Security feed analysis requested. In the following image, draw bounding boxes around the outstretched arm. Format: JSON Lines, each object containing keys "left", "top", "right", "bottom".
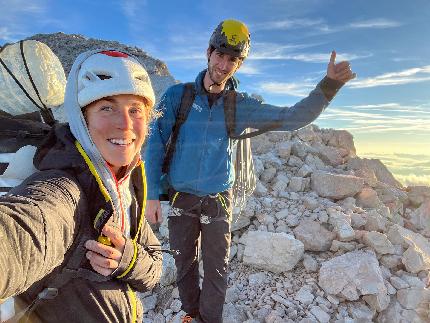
{"left": 235, "top": 51, "right": 356, "bottom": 134}
{"left": 0, "top": 171, "right": 80, "bottom": 299}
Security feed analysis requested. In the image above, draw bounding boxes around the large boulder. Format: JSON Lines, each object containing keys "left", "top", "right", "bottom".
{"left": 311, "top": 171, "right": 364, "bottom": 199}
{"left": 242, "top": 231, "right": 304, "bottom": 273}
{"left": 318, "top": 250, "right": 388, "bottom": 309}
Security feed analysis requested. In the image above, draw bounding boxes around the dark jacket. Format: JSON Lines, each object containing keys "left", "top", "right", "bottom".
{"left": 0, "top": 124, "right": 163, "bottom": 322}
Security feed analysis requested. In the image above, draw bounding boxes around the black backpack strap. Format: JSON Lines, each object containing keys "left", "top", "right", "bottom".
{"left": 19, "top": 41, "right": 56, "bottom": 126}
{"left": 162, "top": 83, "right": 196, "bottom": 174}
{"left": 0, "top": 41, "right": 56, "bottom": 126}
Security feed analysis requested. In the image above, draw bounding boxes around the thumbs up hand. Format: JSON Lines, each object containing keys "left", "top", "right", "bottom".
{"left": 326, "top": 50, "right": 356, "bottom": 83}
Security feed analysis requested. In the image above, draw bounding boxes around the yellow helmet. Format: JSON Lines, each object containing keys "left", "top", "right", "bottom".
{"left": 209, "top": 19, "right": 250, "bottom": 58}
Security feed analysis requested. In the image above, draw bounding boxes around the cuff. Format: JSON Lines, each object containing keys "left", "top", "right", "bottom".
{"left": 112, "top": 238, "right": 136, "bottom": 279}
{"left": 318, "top": 76, "right": 344, "bottom": 101}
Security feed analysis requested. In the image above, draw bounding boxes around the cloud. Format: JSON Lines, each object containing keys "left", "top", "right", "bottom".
{"left": 249, "top": 41, "right": 371, "bottom": 62}
{"left": 348, "top": 65, "right": 430, "bottom": 88}
{"left": 236, "top": 63, "right": 261, "bottom": 75}
{"left": 252, "top": 17, "right": 402, "bottom": 35}
{"left": 258, "top": 80, "right": 315, "bottom": 97}
{"left": 396, "top": 174, "right": 430, "bottom": 187}
{"left": 349, "top": 18, "right": 402, "bottom": 29}
{"left": 251, "top": 18, "right": 325, "bottom": 31}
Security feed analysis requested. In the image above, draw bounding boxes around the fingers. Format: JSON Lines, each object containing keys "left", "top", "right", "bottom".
{"left": 86, "top": 249, "right": 119, "bottom": 276}
{"left": 85, "top": 240, "right": 122, "bottom": 262}
{"left": 329, "top": 50, "right": 336, "bottom": 65}
{"left": 102, "top": 225, "right": 125, "bottom": 251}
{"left": 145, "top": 200, "right": 163, "bottom": 224}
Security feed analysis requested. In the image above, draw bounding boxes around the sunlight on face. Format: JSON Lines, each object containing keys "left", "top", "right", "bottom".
{"left": 84, "top": 94, "right": 150, "bottom": 176}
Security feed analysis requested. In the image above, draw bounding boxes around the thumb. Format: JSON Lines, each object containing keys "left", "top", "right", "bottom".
{"left": 329, "top": 50, "right": 336, "bottom": 65}
{"left": 102, "top": 225, "right": 125, "bottom": 247}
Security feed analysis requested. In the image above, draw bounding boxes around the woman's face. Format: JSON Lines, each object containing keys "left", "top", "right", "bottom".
{"left": 84, "top": 94, "right": 149, "bottom": 176}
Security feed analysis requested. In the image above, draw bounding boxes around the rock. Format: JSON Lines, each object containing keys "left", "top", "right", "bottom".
{"left": 407, "top": 186, "right": 430, "bottom": 207}
{"left": 295, "top": 286, "right": 315, "bottom": 305}
{"left": 318, "top": 250, "right": 387, "bottom": 301}
{"left": 225, "top": 286, "right": 240, "bottom": 304}
{"left": 288, "top": 176, "right": 306, "bottom": 192}
{"left": 159, "top": 253, "right": 176, "bottom": 287}
{"left": 328, "top": 208, "right": 355, "bottom": 241}
{"left": 409, "top": 200, "right": 430, "bottom": 231}
{"left": 362, "top": 231, "right": 395, "bottom": 255}
{"left": 231, "top": 215, "right": 251, "bottom": 232}
{"left": 222, "top": 303, "right": 247, "bottom": 323}
{"left": 396, "top": 287, "right": 430, "bottom": 309}
{"left": 389, "top": 276, "right": 409, "bottom": 289}
{"left": 363, "top": 158, "right": 403, "bottom": 189}
{"left": 387, "top": 225, "right": 430, "bottom": 273}
{"left": 288, "top": 155, "right": 304, "bottom": 168}
{"left": 364, "top": 209, "right": 387, "bottom": 232}
{"left": 312, "top": 142, "right": 344, "bottom": 166}
{"left": 293, "top": 219, "right": 336, "bottom": 251}
{"left": 255, "top": 181, "right": 269, "bottom": 196}
{"left": 311, "top": 171, "right": 364, "bottom": 200}
{"left": 298, "top": 164, "right": 313, "bottom": 177}
{"left": 380, "top": 255, "right": 402, "bottom": 269}
{"left": 242, "top": 231, "right": 304, "bottom": 273}
{"left": 348, "top": 301, "right": 375, "bottom": 321}
{"left": 248, "top": 272, "right": 267, "bottom": 286}
{"left": 142, "top": 294, "right": 157, "bottom": 313}
{"left": 350, "top": 213, "right": 367, "bottom": 229}
{"left": 303, "top": 254, "right": 319, "bottom": 272}
{"left": 277, "top": 142, "right": 293, "bottom": 159}
{"left": 375, "top": 299, "right": 404, "bottom": 323}
{"left": 309, "top": 305, "right": 331, "bottom": 323}
{"left": 355, "top": 187, "right": 382, "bottom": 208}
{"left": 363, "top": 292, "right": 391, "bottom": 312}
{"left": 303, "top": 196, "right": 319, "bottom": 210}
{"left": 261, "top": 167, "right": 277, "bottom": 183}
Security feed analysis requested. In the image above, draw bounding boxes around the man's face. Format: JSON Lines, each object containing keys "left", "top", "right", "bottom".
{"left": 207, "top": 49, "right": 242, "bottom": 84}
{"left": 84, "top": 94, "right": 149, "bottom": 176}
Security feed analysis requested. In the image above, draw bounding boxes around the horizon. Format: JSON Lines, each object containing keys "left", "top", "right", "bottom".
{"left": 1, "top": 0, "right": 429, "bottom": 187}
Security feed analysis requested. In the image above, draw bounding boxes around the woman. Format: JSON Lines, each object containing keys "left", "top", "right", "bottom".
{"left": 0, "top": 49, "right": 162, "bottom": 322}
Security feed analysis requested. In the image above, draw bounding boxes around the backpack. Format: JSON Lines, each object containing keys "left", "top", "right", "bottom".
{"left": 161, "top": 83, "right": 282, "bottom": 211}
{"left": 0, "top": 40, "right": 66, "bottom": 196}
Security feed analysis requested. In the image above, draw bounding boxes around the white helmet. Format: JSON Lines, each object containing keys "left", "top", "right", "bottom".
{"left": 77, "top": 50, "right": 155, "bottom": 108}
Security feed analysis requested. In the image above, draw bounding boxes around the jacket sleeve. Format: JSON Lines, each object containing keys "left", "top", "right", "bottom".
{"left": 0, "top": 171, "right": 81, "bottom": 299}
{"left": 144, "top": 85, "right": 182, "bottom": 200}
{"left": 112, "top": 219, "right": 163, "bottom": 292}
{"left": 234, "top": 77, "right": 344, "bottom": 135}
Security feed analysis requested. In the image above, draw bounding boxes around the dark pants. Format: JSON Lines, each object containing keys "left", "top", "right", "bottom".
{"left": 168, "top": 189, "right": 232, "bottom": 323}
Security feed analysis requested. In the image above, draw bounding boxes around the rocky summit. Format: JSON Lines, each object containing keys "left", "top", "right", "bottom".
{"left": 5, "top": 33, "right": 430, "bottom": 322}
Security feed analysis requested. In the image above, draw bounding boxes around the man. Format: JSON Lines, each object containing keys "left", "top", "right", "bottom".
{"left": 145, "top": 19, "right": 355, "bottom": 323}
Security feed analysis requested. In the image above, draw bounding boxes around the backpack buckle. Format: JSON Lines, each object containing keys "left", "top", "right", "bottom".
{"left": 38, "top": 287, "right": 58, "bottom": 300}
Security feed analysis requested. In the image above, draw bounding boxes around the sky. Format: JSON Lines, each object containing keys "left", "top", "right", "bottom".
{"left": 1, "top": 0, "right": 429, "bottom": 187}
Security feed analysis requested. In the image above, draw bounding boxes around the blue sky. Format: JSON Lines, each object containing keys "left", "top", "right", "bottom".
{"left": 1, "top": 0, "right": 429, "bottom": 186}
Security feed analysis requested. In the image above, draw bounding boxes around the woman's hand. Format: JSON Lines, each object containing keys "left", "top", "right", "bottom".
{"left": 85, "top": 225, "right": 126, "bottom": 276}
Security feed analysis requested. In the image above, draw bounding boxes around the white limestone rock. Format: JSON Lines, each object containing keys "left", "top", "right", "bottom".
{"left": 318, "top": 250, "right": 387, "bottom": 302}
{"left": 293, "top": 219, "right": 336, "bottom": 251}
{"left": 311, "top": 171, "right": 364, "bottom": 200}
{"left": 242, "top": 231, "right": 304, "bottom": 273}
{"left": 362, "top": 231, "right": 395, "bottom": 255}
{"left": 409, "top": 200, "right": 430, "bottom": 232}
{"left": 355, "top": 187, "right": 382, "bottom": 208}
{"left": 387, "top": 224, "right": 430, "bottom": 273}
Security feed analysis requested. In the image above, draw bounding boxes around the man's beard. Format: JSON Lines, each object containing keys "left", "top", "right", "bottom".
{"left": 208, "top": 64, "right": 234, "bottom": 86}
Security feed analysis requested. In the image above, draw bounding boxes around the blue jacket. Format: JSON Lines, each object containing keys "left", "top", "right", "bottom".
{"left": 145, "top": 70, "right": 339, "bottom": 199}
